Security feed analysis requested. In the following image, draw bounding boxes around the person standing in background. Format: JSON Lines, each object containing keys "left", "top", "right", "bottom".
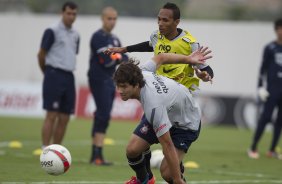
{"left": 34, "top": 1, "right": 79, "bottom": 155}
{"left": 248, "top": 18, "right": 282, "bottom": 160}
{"left": 88, "top": 6, "right": 128, "bottom": 165}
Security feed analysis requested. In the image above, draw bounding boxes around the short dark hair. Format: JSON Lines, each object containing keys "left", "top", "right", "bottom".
{"left": 62, "top": 1, "right": 78, "bottom": 12}
{"left": 274, "top": 18, "right": 282, "bottom": 30}
{"left": 113, "top": 59, "right": 145, "bottom": 88}
{"left": 162, "top": 2, "right": 180, "bottom": 20}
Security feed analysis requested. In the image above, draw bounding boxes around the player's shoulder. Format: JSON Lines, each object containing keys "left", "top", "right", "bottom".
{"left": 93, "top": 29, "right": 104, "bottom": 36}
{"left": 91, "top": 29, "right": 106, "bottom": 41}
{"left": 264, "top": 41, "right": 278, "bottom": 52}
{"left": 267, "top": 41, "right": 277, "bottom": 48}
{"left": 150, "top": 30, "right": 159, "bottom": 39}
{"left": 71, "top": 27, "right": 79, "bottom": 35}
{"left": 180, "top": 29, "right": 197, "bottom": 43}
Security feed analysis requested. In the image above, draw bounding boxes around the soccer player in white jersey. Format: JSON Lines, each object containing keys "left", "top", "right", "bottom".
{"left": 113, "top": 47, "right": 212, "bottom": 184}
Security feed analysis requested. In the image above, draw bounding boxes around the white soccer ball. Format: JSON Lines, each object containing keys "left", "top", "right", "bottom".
{"left": 40, "top": 144, "right": 72, "bottom": 175}
{"left": 150, "top": 149, "right": 164, "bottom": 169}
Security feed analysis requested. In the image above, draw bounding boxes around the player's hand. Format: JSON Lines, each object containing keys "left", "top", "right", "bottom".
{"left": 104, "top": 47, "right": 127, "bottom": 55}
{"left": 195, "top": 68, "right": 212, "bottom": 83}
{"left": 188, "top": 46, "right": 212, "bottom": 65}
{"left": 258, "top": 87, "right": 269, "bottom": 102}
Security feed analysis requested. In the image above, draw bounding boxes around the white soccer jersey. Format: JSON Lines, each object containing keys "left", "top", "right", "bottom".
{"left": 140, "top": 61, "right": 201, "bottom": 137}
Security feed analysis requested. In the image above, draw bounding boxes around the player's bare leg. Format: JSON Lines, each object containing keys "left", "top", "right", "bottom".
{"left": 42, "top": 111, "right": 58, "bottom": 146}
{"left": 53, "top": 113, "right": 69, "bottom": 144}
{"left": 125, "top": 134, "right": 152, "bottom": 183}
{"left": 126, "top": 134, "right": 150, "bottom": 157}
{"left": 160, "top": 149, "right": 186, "bottom": 183}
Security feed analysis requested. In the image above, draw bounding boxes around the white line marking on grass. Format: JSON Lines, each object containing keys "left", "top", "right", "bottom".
{"left": 3, "top": 180, "right": 282, "bottom": 184}
{"left": 0, "top": 141, "right": 9, "bottom": 147}
{"left": 189, "top": 180, "right": 282, "bottom": 184}
{"left": 214, "top": 170, "right": 265, "bottom": 178}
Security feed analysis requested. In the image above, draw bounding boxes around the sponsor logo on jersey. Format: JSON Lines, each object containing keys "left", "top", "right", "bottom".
{"left": 163, "top": 67, "right": 179, "bottom": 73}
{"left": 158, "top": 44, "right": 171, "bottom": 53}
{"left": 152, "top": 74, "right": 169, "bottom": 94}
{"left": 155, "top": 124, "right": 167, "bottom": 134}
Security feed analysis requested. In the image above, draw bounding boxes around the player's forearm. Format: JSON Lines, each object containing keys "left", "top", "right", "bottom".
{"left": 154, "top": 53, "right": 191, "bottom": 66}
{"left": 159, "top": 133, "right": 182, "bottom": 183}
{"left": 126, "top": 41, "right": 153, "bottom": 52}
{"left": 161, "top": 141, "right": 182, "bottom": 182}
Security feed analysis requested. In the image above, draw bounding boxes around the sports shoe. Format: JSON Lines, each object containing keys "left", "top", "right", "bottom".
{"left": 90, "top": 158, "right": 113, "bottom": 166}
{"left": 125, "top": 176, "right": 150, "bottom": 184}
{"left": 266, "top": 151, "right": 282, "bottom": 160}
{"left": 247, "top": 149, "right": 259, "bottom": 159}
{"left": 148, "top": 176, "right": 156, "bottom": 184}
{"left": 125, "top": 176, "right": 141, "bottom": 184}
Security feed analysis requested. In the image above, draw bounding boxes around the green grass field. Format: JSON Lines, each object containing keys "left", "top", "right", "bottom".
{"left": 0, "top": 116, "right": 282, "bottom": 184}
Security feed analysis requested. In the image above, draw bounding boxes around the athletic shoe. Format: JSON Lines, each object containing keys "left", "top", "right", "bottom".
{"left": 266, "top": 151, "right": 282, "bottom": 160}
{"left": 125, "top": 176, "right": 140, "bottom": 184}
{"left": 125, "top": 176, "right": 150, "bottom": 184}
{"left": 247, "top": 149, "right": 259, "bottom": 159}
{"left": 90, "top": 158, "right": 113, "bottom": 166}
{"left": 148, "top": 176, "right": 156, "bottom": 184}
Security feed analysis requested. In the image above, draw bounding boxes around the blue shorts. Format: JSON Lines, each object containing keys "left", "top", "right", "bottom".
{"left": 134, "top": 115, "right": 200, "bottom": 153}
{"left": 43, "top": 66, "right": 75, "bottom": 114}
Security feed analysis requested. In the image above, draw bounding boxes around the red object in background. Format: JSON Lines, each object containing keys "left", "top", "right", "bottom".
{"left": 110, "top": 53, "right": 122, "bottom": 60}
{"left": 75, "top": 86, "right": 143, "bottom": 121}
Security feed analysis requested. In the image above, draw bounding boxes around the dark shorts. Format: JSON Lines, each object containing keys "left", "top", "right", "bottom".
{"left": 43, "top": 66, "right": 75, "bottom": 114}
{"left": 134, "top": 115, "right": 201, "bottom": 153}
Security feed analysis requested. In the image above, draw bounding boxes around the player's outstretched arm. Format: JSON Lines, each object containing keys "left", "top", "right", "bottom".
{"left": 153, "top": 46, "right": 212, "bottom": 69}
{"left": 104, "top": 46, "right": 127, "bottom": 55}
{"left": 104, "top": 41, "right": 153, "bottom": 54}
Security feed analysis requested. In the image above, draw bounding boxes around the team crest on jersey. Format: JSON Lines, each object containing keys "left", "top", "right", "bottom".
{"left": 113, "top": 39, "right": 119, "bottom": 46}
{"left": 140, "top": 125, "right": 149, "bottom": 134}
{"left": 275, "top": 53, "right": 282, "bottom": 66}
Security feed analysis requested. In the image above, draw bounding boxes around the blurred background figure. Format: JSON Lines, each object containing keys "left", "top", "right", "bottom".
{"left": 248, "top": 18, "right": 282, "bottom": 160}
{"left": 33, "top": 1, "right": 80, "bottom": 155}
{"left": 87, "top": 6, "right": 128, "bottom": 166}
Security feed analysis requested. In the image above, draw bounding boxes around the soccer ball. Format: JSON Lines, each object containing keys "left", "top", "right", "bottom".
{"left": 150, "top": 149, "right": 164, "bottom": 169}
{"left": 40, "top": 144, "right": 72, "bottom": 175}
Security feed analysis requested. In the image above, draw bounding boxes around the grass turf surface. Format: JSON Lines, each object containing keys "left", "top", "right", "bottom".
{"left": 0, "top": 116, "right": 282, "bottom": 183}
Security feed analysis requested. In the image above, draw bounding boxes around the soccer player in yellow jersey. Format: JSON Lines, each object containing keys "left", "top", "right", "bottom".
{"left": 105, "top": 3, "right": 213, "bottom": 184}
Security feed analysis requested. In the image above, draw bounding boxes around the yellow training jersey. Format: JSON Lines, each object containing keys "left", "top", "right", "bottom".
{"left": 150, "top": 29, "right": 199, "bottom": 90}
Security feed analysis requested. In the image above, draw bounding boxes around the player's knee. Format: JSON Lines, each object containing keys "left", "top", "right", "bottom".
{"left": 45, "top": 111, "right": 58, "bottom": 122}
{"left": 126, "top": 143, "right": 140, "bottom": 158}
